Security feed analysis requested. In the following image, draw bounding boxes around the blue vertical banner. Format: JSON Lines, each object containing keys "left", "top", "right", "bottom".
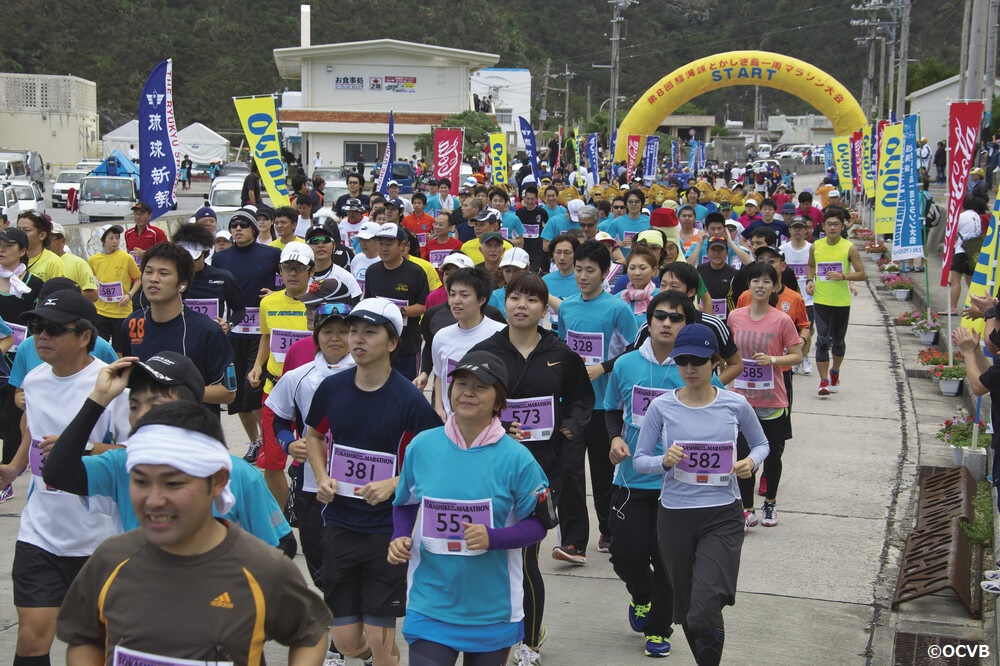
{"left": 643, "top": 136, "right": 660, "bottom": 180}
{"left": 698, "top": 141, "right": 706, "bottom": 171}
{"left": 892, "top": 114, "right": 924, "bottom": 260}
{"left": 517, "top": 117, "right": 539, "bottom": 182}
{"left": 671, "top": 141, "right": 678, "bottom": 167}
{"left": 138, "top": 59, "right": 179, "bottom": 220}
{"left": 610, "top": 129, "right": 618, "bottom": 166}
{"left": 585, "top": 133, "right": 599, "bottom": 184}
{"left": 688, "top": 141, "right": 698, "bottom": 171}
{"left": 375, "top": 110, "right": 395, "bottom": 194}
{"left": 823, "top": 143, "right": 834, "bottom": 169}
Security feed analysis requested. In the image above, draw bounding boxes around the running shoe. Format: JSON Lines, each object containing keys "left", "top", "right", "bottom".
{"left": 644, "top": 636, "right": 671, "bottom": 657}
{"left": 363, "top": 659, "right": 373, "bottom": 666}
{"left": 323, "top": 652, "right": 345, "bottom": 666}
{"left": 513, "top": 643, "right": 542, "bottom": 665}
{"left": 761, "top": 501, "right": 778, "bottom": 527}
{"left": 982, "top": 580, "right": 1000, "bottom": 595}
{"left": 551, "top": 545, "right": 587, "bottom": 565}
{"left": 818, "top": 379, "right": 830, "bottom": 396}
{"left": 744, "top": 509, "right": 758, "bottom": 532}
{"left": 597, "top": 534, "right": 612, "bottom": 553}
{"left": 829, "top": 370, "right": 840, "bottom": 394}
{"left": 801, "top": 357, "right": 813, "bottom": 375}
{"left": 629, "top": 599, "right": 651, "bottom": 632}
{"left": 985, "top": 570, "right": 1000, "bottom": 581}
{"left": 0, "top": 483, "right": 13, "bottom": 503}
{"left": 242, "top": 438, "right": 263, "bottom": 464}
{"left": 757, "top": 476, "right": 767, "bottom": 497}
{"left": 791, "top": 363, "right": 801, "bottom": 375}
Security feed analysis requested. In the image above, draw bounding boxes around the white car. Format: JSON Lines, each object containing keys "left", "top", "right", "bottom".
{"left": 773, "top": 151, "right": 804, "bottom": 162}
{"left": 2, "top": 181, "right": 46, "bottom": 217}
{"left": 51, "top": 169, "right": 89, "bottom": 207}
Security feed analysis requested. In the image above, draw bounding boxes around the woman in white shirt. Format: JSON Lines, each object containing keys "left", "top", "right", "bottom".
{"left": 949, "top": 194, "right": 986, "bottom": 312}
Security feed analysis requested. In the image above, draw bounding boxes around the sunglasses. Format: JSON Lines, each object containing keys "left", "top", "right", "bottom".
{"left": 280, "top": 263, "right": 309, "bottom": 273}
{"left": 307, "top": 236, "right": 332, "bottom": 245}
{"left": 579, "top": 222, "right": 597, "bottom": 229}
{"left": 28, "top": 320, "right": 82, "bottom": 337}
{"left": 229, "top": 221, "right": 253, "bottom": 229}
{"left": 650, "top": 311, "right": 685, "bottom": 323}
{"left": 673, "top": 355, "right": 711, "bottom": 366}
{"left": 612, "top": 205, "right": 626, "bottom": 210}
{"left": 316, "top": 302, "right": 352, "bottom": 318}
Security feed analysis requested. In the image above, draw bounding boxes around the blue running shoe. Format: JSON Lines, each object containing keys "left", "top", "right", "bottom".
{"left": 644, "top": 635, "right": 671, "bottom": 657}
{"left": 629, "top": 599, "right": 651, "bottom": 633}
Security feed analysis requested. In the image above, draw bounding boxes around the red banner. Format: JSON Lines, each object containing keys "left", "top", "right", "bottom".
{"left": 433, "top": 128, "right": 464, "bottom": 195}
{"left": 941, "top": 101, "right": 984, "bottom": 286}
{"left": 626, "top": 135, "right": 640, "bottom": 182}
{"left": 851, "top": 131, "right": 863, "bottom": 193}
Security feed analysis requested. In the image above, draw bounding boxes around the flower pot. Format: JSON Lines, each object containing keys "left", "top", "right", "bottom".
{"left": 939, "top": 378, "right": 962, "bottom": 396}
{"left": 950, "top": 444, "right": 963, "bottom": 466}
{"left": 962, "top": 446, "right": 987, "bottom": 480}
{"left": 931, "top": 375, "right": 940, "bottom": 383}
{"left": 893, "top": 289, "right": 911, "bottom": 301}
{"left": 868, "top": 252, "right": 883, "bottom": 261}
{"left": 919, "top": 330, "right": 938, "bottom": 345}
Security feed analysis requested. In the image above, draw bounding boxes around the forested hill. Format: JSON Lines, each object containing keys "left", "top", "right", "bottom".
{"left": 0, "top": 0, "right": 968, "bottom": 136}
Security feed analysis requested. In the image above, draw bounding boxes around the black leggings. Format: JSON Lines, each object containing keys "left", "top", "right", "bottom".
{"left": 738, "top": 414, "right": 788, "bottom": 505}
{"left": 521, "top": 543, "right": 545, "bottom": 648}
{"left": 813, "top": 304, "right": 850, "bottom": 363}
{"left": 409, "top": 640, "right": 511, "bottom": 666}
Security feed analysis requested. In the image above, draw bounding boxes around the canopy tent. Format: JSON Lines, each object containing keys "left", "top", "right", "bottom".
{"left": 89, "top": 149, "right": 141, "bottom": 183}
{"left": 101, "top": 119, "right": 138, "bottom": 157}
{"left": 178, "top": 123, "right": 230, "bottom": 164}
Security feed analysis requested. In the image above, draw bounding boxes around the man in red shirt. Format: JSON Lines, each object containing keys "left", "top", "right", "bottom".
{"left": 795, "top": 191, "right": 824, "bottom": 238}
{"left": 402, "top": 192, "right": 436, "bottom": 250}
{"left": 123, "top": 202, "right": 168, "bottom": 263}
{"left": 422, "top": 211, "right": 463, "bottom": 265}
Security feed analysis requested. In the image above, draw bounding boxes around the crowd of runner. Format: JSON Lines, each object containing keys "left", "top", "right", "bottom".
{"left": 0, "top": 153, "right": 869, "bottom": 665}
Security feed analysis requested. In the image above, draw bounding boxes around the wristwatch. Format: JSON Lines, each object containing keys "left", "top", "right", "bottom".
{"left": 770, "top": 356, "right": 777, "bottom": 366}
{"left": 986, "top": 305, "right": 997, "bottom": 321}
{"left": 84, "top": 442, "right": 95, "bottom": 456}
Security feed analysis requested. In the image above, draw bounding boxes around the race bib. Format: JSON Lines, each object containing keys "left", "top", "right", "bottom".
{"left": 523, "top": 224, "right": 540, "bottom": 238}
{"left": 501, "top": 396, "right": 556, "bottom": 441}
{"left": 733, "top": 359, "right": 774, "bottom": 390}
{"left": 623, "top": 230, "right": 639, "bottom": 243}
{"left": 429, "top": 249, "right": 451, "bottom": 268}
{"left": 234, "top": 308, "right": 260, "bottom": 334}
{"left": 186, "top": 298, "right": 219, "bottom": 320}
{"left": 816, "top": 262, "right": 842, "bottom": 281}
{"left": 28, "top": 438, "right": 43, "bottom": 477}
{"left": 711, "top": 298, "right": 727, "bottom": 318}
{"left": 329, "top": 444, "right": 396, "bottom": 499}
{"left": 97, "top": 281, "right": 124, "bottom": 303}
{"left": 416, "top": 233, "right": 427, "bottom": 247}
{"left": 630, "top": 386, "right": 669, "bottom": 428}
{"left": 787, "top": 262, "right": 808, "bottom": 278}
{"left": 499, "top": 227, "right": 510, "bottom": 240}
{"left": 274, "top": 272, "right": 284, "bottom": 288}
{"left": 269, "top": 329, "right": 311, "bottom": 363}
{"left": 420, "top": 497, "right": 492, "bottom": 556}
{"left": 8, "top": 323, "right": 26, "bottom": 352}
{"left": 388, "top": 298, "right": 409, "bottom": 325}
{"left": 566, "top": 329, "right": 604, "bottom": 365}
{"left": 673, "top": 441, "right": 735, "bottom": 486}
{"left": 113, "top": 645, "right": 233, "bottom": 666}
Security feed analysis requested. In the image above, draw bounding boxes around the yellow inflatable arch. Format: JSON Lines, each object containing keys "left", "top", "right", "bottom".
{"left": 614, "top": 51, "right": 867, "bottom": 162}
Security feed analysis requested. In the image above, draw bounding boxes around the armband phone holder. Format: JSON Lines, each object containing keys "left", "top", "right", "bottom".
{"left": 532, "top": 487, "right": 559, "bottom": 530}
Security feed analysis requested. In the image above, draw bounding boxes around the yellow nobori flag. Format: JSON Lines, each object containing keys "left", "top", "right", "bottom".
{"left": 874, "top": 123, "right": 903, "bottom": 235}
{"left": 963, "top": 189, "right": 1000, "bottom": 334}
{"left": 489, "top": 133, "right": 508, "bottom": 187}
{"left": 861, "top": 125, "right": 875, "bottom": 199}
{"left": 233, "top": 96, "right": 289, "bottom": 206}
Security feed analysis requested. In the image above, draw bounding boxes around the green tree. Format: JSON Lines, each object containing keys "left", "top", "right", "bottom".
{"left": 414, "top": 111, "right": 500, "bottom": 161}
{"left": 906, "top": 57, "right": 957, "bottom": 95}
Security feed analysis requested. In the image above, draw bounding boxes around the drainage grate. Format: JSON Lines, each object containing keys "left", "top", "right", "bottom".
{"left": 893, "top": 632, "right": 982, "bottom": 665}
{"left": 906, "top": 368, "right": 932, "bottom": 379}
{"left": 916, "top": 467, "right": 975, "bottom": 532}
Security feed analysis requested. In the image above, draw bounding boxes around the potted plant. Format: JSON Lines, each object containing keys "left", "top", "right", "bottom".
{"left": 936, "top": 416, "right": 987, "bottom": 467}
{"left": 884, "top": 275, "right": 914, "bottom": 301}
{"left": 863, "top": 240, "right": 886, "bottom": 260}
{"left": 931, "top": 364, "right": 966, "bottom": 395}
{"left": 918, "top": 347, "right": 962, "bottom": 366}
{"left": 896, "top": 309, "right": 922, "bottom": 326}
{"left": 912, "top": 316, "right": 941, "bottom": 344}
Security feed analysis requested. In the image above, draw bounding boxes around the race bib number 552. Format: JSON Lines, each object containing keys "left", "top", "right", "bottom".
{"left": 420, "top": 497, "right": 492, "bottom": 556}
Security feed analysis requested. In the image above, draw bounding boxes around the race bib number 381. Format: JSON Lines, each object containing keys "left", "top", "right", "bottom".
{"left": 329, "top": 444, "right": 396, "bottom": 499}
{"left": 420, "top": 497, "right": 492, "bottom": 556}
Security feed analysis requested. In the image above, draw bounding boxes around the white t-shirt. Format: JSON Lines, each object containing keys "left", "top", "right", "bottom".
{"left": 431, "top": 318, "right": 507, "bottom": 416}
{"left": 350, "top": 253, "right": 380, "bottom": 286}
{"left": 955, "top": 209, "right": 982, "bottom": 255}
{"left": 313, "top": 263, "right": 363, "bottom": 298}
{"left": 779, "top": 240, "right": 813, "bottom": 306}
{"left": 20, "top": 359, "right": 131, "bottom": 556}
{"left": 339, "top": 220, "right": 366, "bottom": 248}
{"left": 295, "top": 217, "right": 313, "bottom": 238}
{"left": 265, "top": 352, "right": 356, "bottom": 493}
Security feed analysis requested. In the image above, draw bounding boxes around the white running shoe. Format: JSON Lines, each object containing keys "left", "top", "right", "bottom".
{"left": 513, "top": 643, "right": 541, "bottom": 666}
{"left": 801, "top": 357, "right": 813, "bottom": 375}
{"left": 323, "top": 652, "right": 345, "bottom": 666}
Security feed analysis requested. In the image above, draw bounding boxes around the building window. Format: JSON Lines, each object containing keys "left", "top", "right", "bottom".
{"left": 495, "top": 108, "right": 512, "bottom": 125}
{"left": 344, "top": 142, "right": 380, "bottom": 165}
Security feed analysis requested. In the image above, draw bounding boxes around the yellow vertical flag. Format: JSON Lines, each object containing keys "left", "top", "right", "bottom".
{"left": 489, "top": 133, "right": 508, "bottom": 188}
{"left": 861, "top": 125, "right": 875, "bottom": 199}
{"left": 963, "top": 189, "right": 1000, "bottom": 334}
{"left": 831, "top": 135, "right": 853, "bottom": 192}
{"left": 874, "top": 123, "right": 903, "bottom": 235}
{"left": 233, "top": 96, "right": 289, "bottom": 206}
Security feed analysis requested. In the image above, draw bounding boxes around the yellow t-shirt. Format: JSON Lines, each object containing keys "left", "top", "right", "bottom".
{"left": 408, "top": 255, "right": 442, "bottom": 292}
{"left": 60, "top": 251, "right": 98, "bottom": 294}
{"left": 460, "top": 238, "right": 514, "bottom": 265}
{"left": 27, "top": 249, "right": 65, "bottom": 282}
{"left": 259, "top": 289, "right": 308, "bottom": 393}
{"left": 269, "top": 237, "right": 305, "bottom": 251}
{"left": 88, "top": 250, "right": 141, "bottom": 319}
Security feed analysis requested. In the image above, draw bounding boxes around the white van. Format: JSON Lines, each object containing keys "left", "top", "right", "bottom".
{"left": 78, "top": 176, "right": 139, "bottom": 223}
{"left": 0, "top": 157, "right": 27, "bottom": 182}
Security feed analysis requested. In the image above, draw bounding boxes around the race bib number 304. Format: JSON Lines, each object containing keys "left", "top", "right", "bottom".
{"left": 329, "top": 444, "right": 396, "bottom": 499}
{"left": 420, "top": 497, "right": 492, "bottom": 556}
{"left": 674, "top": 441, "right": 735, "bottom": 486}
{"left": 501, "top": 396, "right": 555, "bottom": 441}
{"left": 234, "top": 307, "right": 260, "bottom": 334}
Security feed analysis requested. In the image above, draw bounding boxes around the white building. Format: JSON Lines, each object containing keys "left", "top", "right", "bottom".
{"left": 273, "top": 38, "right": 499, "bottom": 170}
{"left": 906, "top": 74, "right": 1000, "bottom": 148}
{"left": 0, "top": 72, "right": 99, "bottom": 171}
{"left": 767, "top": 114, "right": 834, "bottom": 145}
{"left": 470, "top": 68, "right": 531, "bottom": 148}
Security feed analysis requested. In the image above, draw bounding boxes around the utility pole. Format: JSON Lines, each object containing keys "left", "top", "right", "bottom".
{"left": 587, "top": 82, "right": 592, "bottom": 122}
{"left": 563, "top": 64, "right": 572, "bottom": 139}
{"left": 966, "top": 0, "right": 988, "bottom": 99}
{"left": 878, "top": 36, "right": 887, "bottom": 118}
{"left": 985, "top": 0, "right": 999, "bottom": 109}
{"left": 541, "top": 58, "right": 551, "bottom": 126}
{"left": 608, "top": 0, "right": 637, "bottom": 158}
{"left": 753, "top": 85, "right": 760, "bottom": 145}
{"left": 895, "top": 0, "right": 911, "bottom": 118}
{"left": 958, "top": 0, "right": 972, "bottom": 97}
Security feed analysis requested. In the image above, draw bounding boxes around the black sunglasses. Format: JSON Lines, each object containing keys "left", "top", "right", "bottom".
{"left": 612, "top": 205, "right": 626, "bottom": 210}
{"left": 229, "top": 221, "right": 253, "bottom": 229}
{"left": 28, "top": 320, "right": 82, "bottom": 337}
{"left": 674, "top": 355, "right": 711, "bottom": 366}
{"left": 650, "top": 311, "right": 685, "bottom": 323}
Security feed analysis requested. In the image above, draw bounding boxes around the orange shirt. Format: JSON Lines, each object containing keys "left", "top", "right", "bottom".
{"left": 402, "top": 213, "right": 437, "bottom": 246}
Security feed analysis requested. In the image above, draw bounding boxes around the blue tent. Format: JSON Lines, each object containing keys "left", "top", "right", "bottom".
{"left": 89, "top": 150, "right": 141, "bottom": 188}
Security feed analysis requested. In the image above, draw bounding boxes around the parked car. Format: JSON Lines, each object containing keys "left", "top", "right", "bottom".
{"left": 773, "top": 150, "right": 805, "bottom": 161}
{"left": 0, "top": 156, "right": 27, "bottom": 182}
{"left": 219, "top": 162, "right": 250, "bottom": 177}
{"left": 4, "top": 181, "right": 46, "bottom": 216}
{"left": 51, "top": 169, "right": 89, "bottom": 207}
{"left": 76, "top": 159, "right": 103, "bottom": 170}
{"left": 0, "top": 150, "right": 46, "bottom": 191}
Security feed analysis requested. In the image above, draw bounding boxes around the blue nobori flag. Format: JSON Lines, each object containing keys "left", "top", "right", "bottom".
{"left": 610, "top": 129, "right": 618, "bottom": 166}
{"left": 823, "top": 143, "right": 834, "bottom": 169}
{"left": 671, "top": 141, "right": 678, "bottom": 167}
{"left": 688, "top": 141, "right": 698, "bottom": 171}
{"left": 518, "top": 117, "right": 540, "bottom": 182}
{"left": 138, "top": 59, "right": 179, "bottom": 221}
{"left": 698, "top": 141, "right": 706, "bottom": 171}
{"left": 375, "top": 110, "right": 395, "bottom": 195}
{"left": 643, "top": 136, "right": 659, "bottom": 181}
{"left": 892, "top": 114, "right": 924, "bottom": 260}
{"left": 585, "top": 134, "right": 599, "bottom": 183}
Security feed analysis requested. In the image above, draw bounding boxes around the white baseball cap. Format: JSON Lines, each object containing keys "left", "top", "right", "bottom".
{"left": 347, "top": 297, "right": 404, "bottom": 336}
{"left": 279, "top": 241, "right": 314, "bottom": 266}
{"left": 440, "top": 253, "right": 475, "bottom": 270}
{"left": 499, "top": 247, "right": 530, "bottom": 269}
{"left": 567, "top": 198, "right": 585, "bottom": 222}
{"left": 357, "top": 222, "right": 380, "bottom": 240}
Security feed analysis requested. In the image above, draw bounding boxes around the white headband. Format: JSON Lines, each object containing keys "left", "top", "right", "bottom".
{"left": 126, "top": 424, "right": 235, "bottom": 515}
